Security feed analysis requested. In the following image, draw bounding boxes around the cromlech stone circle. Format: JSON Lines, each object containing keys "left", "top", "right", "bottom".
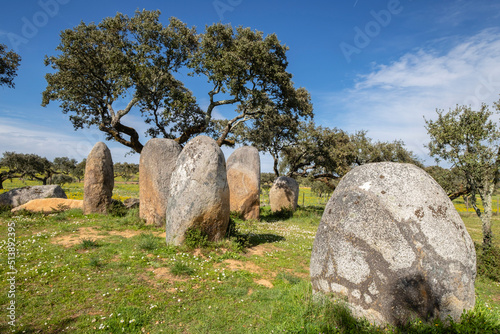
{"left": 269, "top": 176, "right": 299, "bottom": 212}
{"left": 0, "top": 185, "right": 67, "bottom": 207}
{"left": 227, "top": 146, "right": 261, "bottom": 220}
{"left": 83, "top": 142, "right": 114, "bottom": 215}
{"left": 310, "top": 162, "right": 476, "bottom": 326}
{"left": 165, "top": 136, "right": 230, "bottom": 246}
{"left": 11, "top": 198, "right": 83, "bottom": 213}
{"left": 139, "top": 138, "right": 181, "bottom": 226}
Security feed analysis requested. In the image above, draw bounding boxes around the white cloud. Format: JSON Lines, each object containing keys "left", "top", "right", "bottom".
{"left": 319, "top": 28, "right": 500, "bottom": 164}
{"left": 0, "top": 117, "right": 140, "bottom": 163}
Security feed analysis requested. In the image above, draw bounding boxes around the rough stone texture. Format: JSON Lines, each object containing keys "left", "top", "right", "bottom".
{"left": 0, "top": 185, "right": 67, "bottom": 207}
{"left": 310, "top": 162, "right": 476, "bottom": 326}
{"left": 269, "top": 176, "right": 299, "bottom": 212}
{"left": 165, "top": 136, "right": 230, "bottom": 245}
{"left": 227, "top": 146, "right": 261, "bottom": 220}
{"left": 124, "top": 198, "right": 140, "bottom": 209}
{"left": 139, "top": 138, "right": 181, "bottom": 226}
{"left": 12, "top": 198, "right": 83, "bottom": 213}
{"left": 83, "top": 142, "right": 114, "bottom": 215}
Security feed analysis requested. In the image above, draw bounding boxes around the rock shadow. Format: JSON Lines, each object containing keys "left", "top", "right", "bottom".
{"left": 391, "top": 273, "right": 441, "bottom": 326}
{"left": 247, "top": 233, "right": 285, "bottom": 247}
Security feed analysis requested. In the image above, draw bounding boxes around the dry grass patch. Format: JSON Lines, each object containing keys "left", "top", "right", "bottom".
{"left": 51, "top": 226, "right": 164, "bottom": 247}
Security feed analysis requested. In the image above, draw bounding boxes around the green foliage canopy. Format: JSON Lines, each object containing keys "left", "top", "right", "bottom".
{"left": 425, "top": 103, "right": 500, "bottom": 247}
{"left": 0, "top": 43, "right": 21, "bottom": 88}
{"left": 42, "top": 10, "right": 312, "bottom": 153}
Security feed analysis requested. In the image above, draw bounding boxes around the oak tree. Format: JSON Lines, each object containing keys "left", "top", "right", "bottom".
{"left": 42, "top": 10, "right": 311, "bottom": 153}
{"left": 0, "top": 43, "right": 21, "bottom": 88}
{"left": 425, "top": 103, "right": 500, "bottom": 248}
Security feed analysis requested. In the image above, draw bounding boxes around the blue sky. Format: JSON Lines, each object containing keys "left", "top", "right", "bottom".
{"left": 1, "top": 0, "right": 500, "bottom": 172}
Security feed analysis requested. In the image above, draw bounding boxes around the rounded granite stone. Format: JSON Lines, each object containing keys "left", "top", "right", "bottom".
{"left": 310, "top": 162, "right": 476, "bottom": 326}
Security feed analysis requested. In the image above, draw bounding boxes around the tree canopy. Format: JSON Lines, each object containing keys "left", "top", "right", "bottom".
{"left": 42, "top": 10, "right": 312, "bottom": 153}
{"left": 0, "top": 43, "right": 21, "bottom": 88}
{"left": 0, "top": 152, "right": 82, "bottom": 188}
{"left": 425, "top": 102, "right": 500, "bottom": 248}
{"left": 266, "top": 123, "right": 421, "bottom": 189}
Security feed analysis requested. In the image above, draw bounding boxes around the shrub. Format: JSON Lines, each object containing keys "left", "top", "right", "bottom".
{"left": 107, "top": 200, "right": 128, "bottom": 217}
{"left": 170, "top": 261, "right": 195, "bottom": 276}
{"left": 138, "top": 233, "right": 160, "bottom": 251}
{"left": 476, "top": 243, "right": 500, "bottom": 282}
{"left": 88, "top": 256, "right": 103, "bottom": 269}
{"left": 79, "top": 238, "right": 99, "bottom": 249}
{"left": 184, "top": 227, "right": 211, "bottom": 249}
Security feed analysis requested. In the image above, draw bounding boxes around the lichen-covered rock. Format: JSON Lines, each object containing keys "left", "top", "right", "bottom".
{"left": 139, "top": 139, "right": 181, "bottom": 226}
{"left": 0, "top": 185, "right": 67, "bottom": 207}
{"left": 12, "top": 198, "right": 83, "bottom": 213}
{"left": 310, "top": 162, "right": 476, "bottom": 326}
{"left": 227, "top": 146, "right": 260, "bottom": 220}
{"left": 269, "top": 176, "right": 299, "bottom": 212}
{"left": 165, "top": 136, "right": 230, "bottom": 245}
{"left": 83, "top": 142, "right": 114, "bottom": 214}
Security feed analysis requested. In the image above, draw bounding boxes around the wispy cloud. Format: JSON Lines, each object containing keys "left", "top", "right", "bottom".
{"left": 0, "top": 117, "right": 139, "bottom": 163}
{"left": 319, "top": 28, "right": 500, "bottom": 164}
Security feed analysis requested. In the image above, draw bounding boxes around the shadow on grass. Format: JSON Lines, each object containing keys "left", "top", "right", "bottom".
{"left": 260, "top": 205, "right": 325, "bottom": 223}
{"left": 247, "top": 233, "right": 285, "bottom": 247}
{"left": 4, "top": 316, "right": 78, "bottom": 334}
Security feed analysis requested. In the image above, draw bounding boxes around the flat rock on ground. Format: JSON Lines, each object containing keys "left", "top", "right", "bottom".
{"left": 12, "top": 198, "right": 83, "bottom": 213}
{"left": 0, "top": 185, "right": 67, "bottom": 207}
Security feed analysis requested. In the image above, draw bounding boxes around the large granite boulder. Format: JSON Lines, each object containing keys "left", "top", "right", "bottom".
{"left": 83, "top": 142, "right": 114, "bottom": 214}
{"left": 139, "top": 138, "right": 181, "bottom": 226}
{"left": 12, "top": 198, "right": 83, "bottom": 213}
{"left": 227, "top": 146, "right": 260, "bottom": 220}
{"left": 0, "top": 185, "right": 67, "bottom": 207}
{"left": 165, "top": 136, "right": 230, "bottom": 245}
{"left": 310, "top": 162, "right": 476, "bottom": 326}
{"left": 269, "top": 176, "right": 299, "bottom": 212}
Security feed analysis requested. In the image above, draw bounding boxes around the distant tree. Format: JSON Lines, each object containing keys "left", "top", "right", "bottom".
{"left": 282, "top": 122, "right": 355, "bottom": 189}
{"left": 0, "top": 152, "right": 25, "bottom": 189}
{"left": 260, "top": 172, "right": 277, "bottom": 191}
{"left": 236, "top": 97, "right": 313, "bottom": 177}
{"left": 0, "top": 152, "right": 81, "bottom": 187}
{"left": 51, "top": 174, "right": 74, "bottom": 186}
{"left": 0, "top": 43, "right": 21, "bottom": 88}
{"left": 114, "top": 162, "right": 139, "bottom": 181}
{"left": 73, "top": 159, "right": 86, "bottom": 182}
{"left": 42, "top": 10, "right": 311, "bottom": 153}
{"left": 0, "top": 152, "right": 52, "bottom": 185}
{"left": 280, "top": 125, "right": 422, "bottom": 190}
{"left": 22, "top": 154, "right": 54, "bottom": 185}
{"left": 425, "top": 103, "right": 500, "bottom": 248}
{"left": 425, "top": 165, "right": 469, "bottom": 200}
{"left": 351, "top": 130, "right": 423, "bottom": 167}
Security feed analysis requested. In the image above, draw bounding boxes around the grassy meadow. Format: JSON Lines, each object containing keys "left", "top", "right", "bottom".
{"left": 1, "top": 180, "right": 500, "bottom": 333}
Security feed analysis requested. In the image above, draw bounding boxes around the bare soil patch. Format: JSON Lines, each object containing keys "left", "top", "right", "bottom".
{"left": 51, "top": 227, "right": 164, "bottom": 247}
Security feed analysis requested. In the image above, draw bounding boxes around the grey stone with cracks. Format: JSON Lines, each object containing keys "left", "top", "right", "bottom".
{"left": 310, "top": 162, "right": 476, "bottom": 326}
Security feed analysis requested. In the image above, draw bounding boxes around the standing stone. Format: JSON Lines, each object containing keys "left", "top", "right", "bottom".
{"left": 83, "top": 142, "right": 114, "bottom": 214}
{"left": 310, "top": 162, "right": 476, "bottom": 326}
{"left": 227, "top": 146, "right": 260, "bottom": 220}
{"left": 269, "top": 176, "right": 299, "bottom": 212}
{"left": 139, "top": 138, "right": 181, "bottom": 227}
{"left": 165, "top": 136, "right": 230, "bottom": 245}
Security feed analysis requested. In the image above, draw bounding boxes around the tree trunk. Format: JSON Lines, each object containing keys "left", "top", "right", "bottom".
{"left": 271, "top": 152, "right": 280, "bottom": 178}
{"left": 479, "top": 182, "right": 494, "bottom": 248}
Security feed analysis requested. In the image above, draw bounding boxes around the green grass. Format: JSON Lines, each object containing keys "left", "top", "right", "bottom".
{"left": 1, "top": 205, "right": 499, "bottom": 333}
{"left": 1, "top": 178, "right": 500, "bottom": 332}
